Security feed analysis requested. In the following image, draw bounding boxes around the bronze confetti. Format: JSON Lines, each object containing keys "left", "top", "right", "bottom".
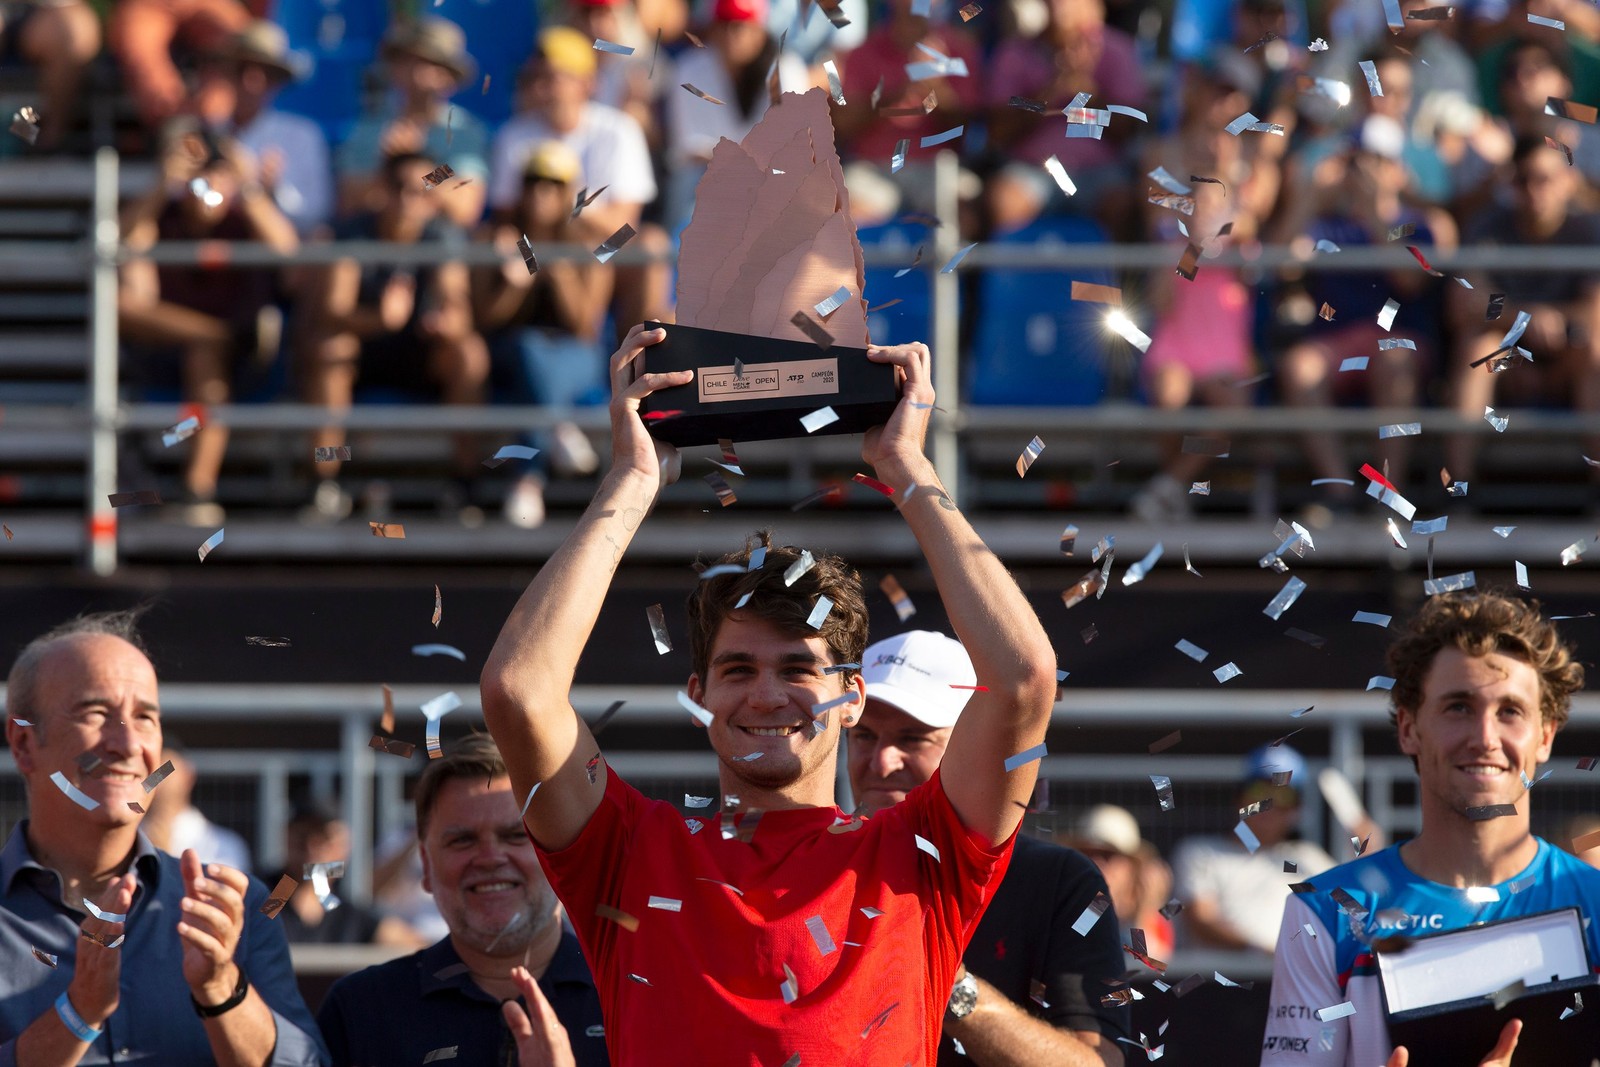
{"left": 1175, "top": 241, "right": 1203, "bottom": 281}
{"left": 1009, "top": 96, "right": 1048, "bottom": 112}
{"left": 866, "top": 298, "right": 903, "bottom": 313}
{"left": 596, "top": 903, "right": 640, "bottom": 932}
{"left": 790, "top": 309, "right": 835, "bottom": 349}
{"left": 421, "top": 163, "right": 455, "bottom": 190}
{"left": 10, "top": 107, "right": 40, "bottom": 145}
{"left": 370, "top": 521, "right": 405, "bottom": 538}
{"left": 1406, "top": 5, "right": 1454, "bottom": 17}
{"left": 959, "top": 2, "right": 982, "bottom": 18}
{"left": 1318, "top": 302, "right": 1336, "bottom": 321}
{"left": 881, "top": 90, "right": 938, "bottom": 117}
{"left": 1545, "top": 135, "right": 1575, "bottom": 165}
{"left": 481, "top": 75, "right": 490, "bottom": 95}
{"left": 1386, "top": 222, "right": 1416, "bottom": 242}
{"left": 1546, "top": 96, "right": 1599, "bottom": 123}
{"left": 259, "top": 873, "right": 298, "bottom": 919}
{"left": 685, "top": 30, "right": 705, "bottom": 47}
{"left": 381, "top": 684, "right": 395, "bottom": 734}
{"left": 880, "top": 574, "right": 915, "bottom": 621}
{"left": 432, "top": 584, "right": 442, "bottom": 627}
{"left": 1070, "top": 281, "right": 1122, "bottom": 304}
{"left": 570, "top": 185, "right": 608, "bottom": 219}
{"left": 127, "top": 802, "right": 144, "bottom": 813}
{"left": 681, "top": 83, "right": 725, "bottom": 105}
{"left": 3, "top": 525, "right": 12, "bottom": 541}
{"left": 1149, "top": 730, "right": 1183, "bottom": 754}
{"left": 313, "top": 446, "right": 351, "bottom": 462}
{"left": 108, "top": 490, "right": 162, "bottom": 507}
{"left": 516, "top": 234, "right": 537, "bottom": 274}
{"left": 369, "top": 735, "right": 416, "bottom": 758}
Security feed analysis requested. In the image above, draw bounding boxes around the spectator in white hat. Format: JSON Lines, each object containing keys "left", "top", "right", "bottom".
{"left": 851, "top": 629, "right": 1129, "bottom": 1067}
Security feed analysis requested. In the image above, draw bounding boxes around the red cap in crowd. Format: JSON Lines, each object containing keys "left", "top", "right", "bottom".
{"left": 714, "top": 0, "right": 767, "bottom": 23}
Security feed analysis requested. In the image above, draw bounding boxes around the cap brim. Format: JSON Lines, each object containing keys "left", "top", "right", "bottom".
{"left": 864, "top": 681, "right": 961, "bottom": 729}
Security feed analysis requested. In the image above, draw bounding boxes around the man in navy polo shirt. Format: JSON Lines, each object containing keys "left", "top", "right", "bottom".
{"left": 318, "top": 734, "right": 605, "bottom": 1066}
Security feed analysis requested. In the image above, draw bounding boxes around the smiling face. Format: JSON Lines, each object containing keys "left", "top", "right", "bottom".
{"left": 847, "top": 700, "right": 950, "bottom": 815}
{"left": 420, "top": 775, "right": 557, "bottom": 957}
{"left": 1398, "top": 648, "right": 1554, "bottom": 822}
{"left": 11, "top": 635, "right": 162, "bottom": 832}
{"left": 688, "top": 614, "right": 863, "bottom": 803}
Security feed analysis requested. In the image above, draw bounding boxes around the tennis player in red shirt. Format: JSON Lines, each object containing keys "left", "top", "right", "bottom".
{"left": 481, "top": 324, "right": 1059, "bottom": 1066}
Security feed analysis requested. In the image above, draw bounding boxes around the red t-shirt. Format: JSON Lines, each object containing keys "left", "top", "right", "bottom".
{"left": 535, "top": 766, "right": 1014, "bottom": 1066}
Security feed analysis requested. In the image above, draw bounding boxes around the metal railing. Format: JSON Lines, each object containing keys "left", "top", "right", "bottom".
{"left": 4, "top": 680, "right": 1597, "bottom": 903}
{"left": 2, "top": 149, "right": 1591, "bottom": 572}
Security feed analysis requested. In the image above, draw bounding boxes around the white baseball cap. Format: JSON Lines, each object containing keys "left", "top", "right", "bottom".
{"left": 1061, "top": 804, "right": 1143, "bottom": 857}
{"left": 860, "top": 630, "right": 976, "bottom": 729}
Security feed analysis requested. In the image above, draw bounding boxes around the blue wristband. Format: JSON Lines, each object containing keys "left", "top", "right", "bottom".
{"left": 54, "top": 991, "right": 101, "bottom": 1044}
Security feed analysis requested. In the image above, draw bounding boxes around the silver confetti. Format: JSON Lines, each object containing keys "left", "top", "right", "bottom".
{"left": 823, "top": 59, "right": 844, "bottom": 105}
{"left": 1359, "top": 60, "right": 1383, "bottom": 96}
{"left": 805, "top": 595, "right": 834, "bottom": 630}
{"left": 1175, "top": 639, "right": 1207, "bottom": 662}
{"left": 647, "top": 604, "right": 672, "bottom": 654}
{"left": 1015, "top": 435, "right": 1045, "bottom": 478}
{"left": 1423, "top": 571, "right": 1476, "bottom": 595}
{"left": 1072, "top": 892, "right": 1112, "bottom": 935}
{"left": 805, "top": 915, "right": 837, "bottom": 955}
{"left": 163, "top": 416, "right": 200, "bottom": 447}
{"left": 813, "top": 285, "right": 852, "bottom": 319}
{"left": 800, "top": 407, "right": 839, "bottom": 434}
{"left": 1484, "top": 406, "right": 1509, "bottom": 433}
{"left": 1264, "top": 576, "right": 1307, "bottom": 619}
{"left": 1515, "top": 561, "right": 1530, "bottom": 589}
{"left": 1378, "top": 422, "right": 1421, "bottom": 439}
{"left": 1213, "top": 662, "right": 1243, "bottom": 683}
{"left": 1004, "top": 743, "right": 1047, "bottom": 773}
{"left": 1122, "top": 543, "right": 1164, "bottom": 586}
{"left": 593, "top": 38, "right": 635, "bottom": 54}
{"left": 197, "top": 528, "right": 224, "bottom": 562}
{"left": 784, "top": 549, "right": 816, "bottom": 586}
{"left": 1352, "top": 611, "right": 1391, "bottom": 627}
{"left": 593, "top": 224, "right": 637, "bottom": 264}
{"left": 1150, "top": 774, "right": 1175, "bottom": 811}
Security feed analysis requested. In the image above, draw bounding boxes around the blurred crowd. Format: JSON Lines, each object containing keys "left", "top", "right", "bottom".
{"left": 2, "top": 0, "right": 1599, "bottom": 524}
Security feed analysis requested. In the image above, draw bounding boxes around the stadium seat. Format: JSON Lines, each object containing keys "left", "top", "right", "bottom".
{"left": 968, "top": 214, "right": 1115, "bottom": 407}
{"left": 859, "top": 220, "right": 932, "bottom": 348}
{"left": 428, "top": 0, "right": 540, "bottom": 128}
{"left": 269, "top": 0, "right": 391, "bottom": 146}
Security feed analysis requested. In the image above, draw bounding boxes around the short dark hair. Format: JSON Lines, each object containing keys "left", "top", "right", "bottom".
{"left": 7, "top": 607, "right": 152, "bottom": 736}
{"left": 684, "top": 530, "right": 869, "bottom": 684}
{"left": 383, "top": 151, "right": 434, "bottom": 189}
{"left": 414, "top": 732, "right": 509, "bottom": 837}
{"left": 1387, "top": 591, "right": 1584, "bottom": 731}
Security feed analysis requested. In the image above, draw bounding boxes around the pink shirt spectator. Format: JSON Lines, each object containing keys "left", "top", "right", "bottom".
{"left": 986, "top": 28, "right": 1145, "bottom": 170}
{"left": 839, "top": 26, "right": 984, "bottom": 164}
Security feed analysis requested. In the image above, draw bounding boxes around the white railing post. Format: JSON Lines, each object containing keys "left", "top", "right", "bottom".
{"left": 930, "top": 150, "right": 962, "bottom": 501}
{"left": 340, "top": 708, "right": 375, "bottom": 904}
{"left": 87, "top": 147, "right": 121, "bottom": 576}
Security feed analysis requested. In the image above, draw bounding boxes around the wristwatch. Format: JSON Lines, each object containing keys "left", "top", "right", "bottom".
{"left": 947, "top": 970, "right": 979, "bottom": 1019}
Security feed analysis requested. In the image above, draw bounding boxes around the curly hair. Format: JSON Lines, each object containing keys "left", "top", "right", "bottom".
{"left": 1387, "top": 591, "right": 1584, "bottom": 731}
{"left": 684, "top": 530, "right": 869, "bottom": 685}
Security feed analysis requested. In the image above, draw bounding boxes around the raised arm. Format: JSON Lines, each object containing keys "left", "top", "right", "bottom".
{"left": 480, "top": 324, "right": 691, "bottom": 850}
{"left": 861, "top": 343, "right": 1058, "bottom": 847}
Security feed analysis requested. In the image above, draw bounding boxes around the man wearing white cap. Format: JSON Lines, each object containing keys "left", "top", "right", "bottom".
{"left": 852, "top": 630, "right": 1130, "bottom": 1067}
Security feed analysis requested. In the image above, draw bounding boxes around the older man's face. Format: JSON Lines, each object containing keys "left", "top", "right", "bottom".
{"left": 420, "top": 775, "right": 558, "bottom": 957}
{"left": 15, "top": 635, "right": 163, "bottom": 830}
